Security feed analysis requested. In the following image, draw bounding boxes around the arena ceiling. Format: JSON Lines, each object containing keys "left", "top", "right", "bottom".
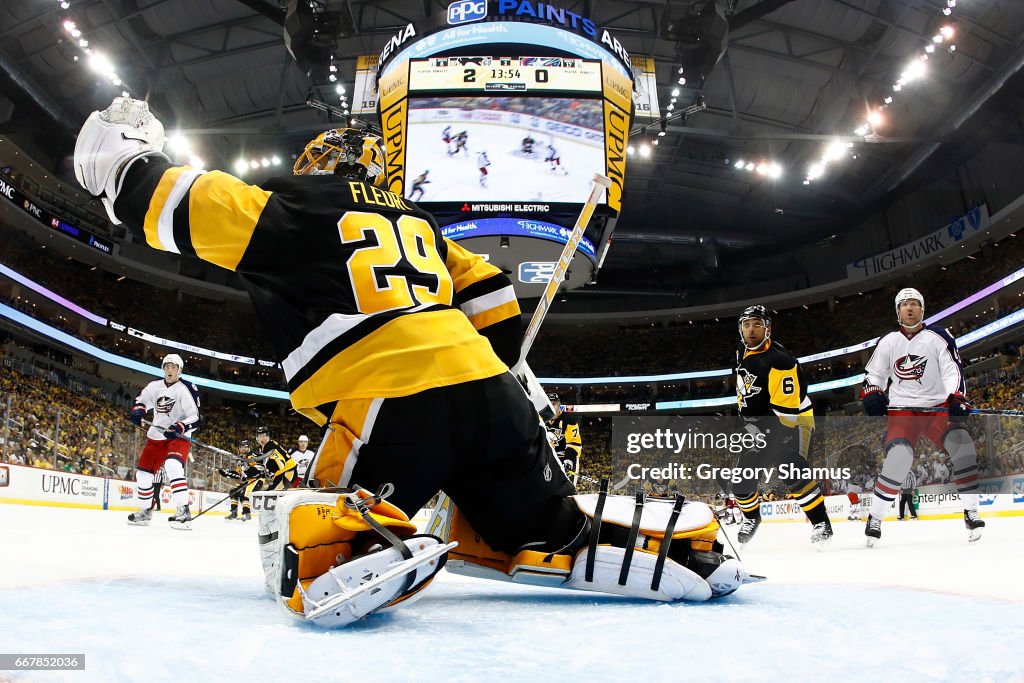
{"left": 2, "top": 0, "right": 1024, "bottom": 294}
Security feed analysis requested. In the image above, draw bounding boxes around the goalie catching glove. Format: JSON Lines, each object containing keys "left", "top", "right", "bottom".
{"left": 254, "top": 485, "right": 454, "bottom": 628}
{"left": 74, "top": 96, "right": 170, "bottom": 224}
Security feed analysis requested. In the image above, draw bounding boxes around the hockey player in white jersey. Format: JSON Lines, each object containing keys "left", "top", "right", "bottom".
{"left": 477, "top": 150, "right": 491, "bottom": 187}
{"left": 290, "top": 435, "right": 313, "bottom": 486}
{"left": 127, "top": 353, "right": 202, "bottom": 530}
{"left": 860, "top": 288, "right": 984, "bottom": 544}
{"left": 545, "top": 143, "right": 566, "bottom": 175}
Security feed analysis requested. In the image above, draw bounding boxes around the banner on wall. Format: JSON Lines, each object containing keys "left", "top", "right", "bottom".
{"left": 847, "top": 205, "right": 990, "bottom": 279}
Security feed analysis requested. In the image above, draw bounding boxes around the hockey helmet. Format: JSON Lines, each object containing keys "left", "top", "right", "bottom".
{"left": 738, "top": 305, "right": 772, "bottom": 349}
{"left": 293, "top": 128, "right": 387, "bottom": 187}
{"left": 239, "top": 439, "right": 251, "bottom": 451}
{"left": 298, "top": 435, "right": 309, "bottom": 443}
{"left": 738, "top": 305, "right": 771, "bottom": 329}
{"left": 256, "top": 426, "right": 269, "bottom": 436}
{"left": 161, "top": 353, "right": 184, "bottom": 369}
{"left": 546, "top": 392, "right": 560, "bottom": 404}
{"left": 894, "top": 287, "right": 924, "bottom": 310}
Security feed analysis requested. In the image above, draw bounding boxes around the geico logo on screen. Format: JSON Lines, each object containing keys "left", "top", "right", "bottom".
{"left": 448, "top": 0, "right": 487, "bottom": 25}
{"left": 518, "top": 261, "right": 557, "bottom": 284}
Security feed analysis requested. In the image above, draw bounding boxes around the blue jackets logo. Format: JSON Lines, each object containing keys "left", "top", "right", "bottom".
{"left": 448, "top": 0, "right": 487, "bottom": 25}
{"left": 519, "top": 261, "right": 556, "bottom": 284}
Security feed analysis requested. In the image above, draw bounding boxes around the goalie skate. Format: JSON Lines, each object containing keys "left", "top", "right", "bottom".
{"left": 302, "top": 537, "right": 455, "bottom": 627}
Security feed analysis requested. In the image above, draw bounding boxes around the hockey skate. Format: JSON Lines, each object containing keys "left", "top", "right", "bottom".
{"left": 810, "top": 519, "right": 833, "bottom": 548}
{"left": 241, "top": 512, "right": 251, "bottom": 522}
{"left": 864, "top": 515, "right": 882, "bottom": 547}
{"left": 225, "top": 510, "right": 238, "bottom": 521}
{"left": 127, "top": 508, "right": 152, "bottom": 526}
{"left": 737, "top": 514, "right": 761, "bottom": 546}
{"left": 964, "top": 509, "right": 985, "bottom": 542}
{"left": 169, "top": 504, "right": 193, "bottom": 531}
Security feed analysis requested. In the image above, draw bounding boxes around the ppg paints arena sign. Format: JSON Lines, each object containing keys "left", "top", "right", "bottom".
{"left": 379, "top": 1, "right": 633, "bottom": 78}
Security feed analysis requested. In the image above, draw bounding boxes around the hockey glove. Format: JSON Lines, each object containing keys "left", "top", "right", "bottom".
{"left": 947, "top": 393, "right": 971, "bottom": 423}
{"left": 861, "top": 387, "right": 888, "bottom": 417}
{"left": 129, "top": 404, "right": 146, "bottom": 426}
{"left": 163, "top": 421, "right": 186, "bottom": 440}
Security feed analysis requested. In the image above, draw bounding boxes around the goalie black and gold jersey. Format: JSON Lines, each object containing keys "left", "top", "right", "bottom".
{"left": 735, "top": 339, "right": 813, "bottom": 429}
{"left": 115, "top": 161, "right": 521, "bottom": 426}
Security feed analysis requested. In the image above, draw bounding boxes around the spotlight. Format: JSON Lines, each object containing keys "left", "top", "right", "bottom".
{"left": 867, "top": 110, "right": 884, "bottom": 126}
{"left": 734, "top": 159, "right": 745, "bottom": 169}
{"left": 671, "top": 88, "right": 679, "bottom": 97}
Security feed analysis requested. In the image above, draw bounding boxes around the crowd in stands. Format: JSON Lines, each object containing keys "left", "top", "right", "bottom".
{"left": 0, "top": 352, "right": 319, "bottom": 493}
{"left": 4, "top": 215, "right": 1024, "bottom": 404}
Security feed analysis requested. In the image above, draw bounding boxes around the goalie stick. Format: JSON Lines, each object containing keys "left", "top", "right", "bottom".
{"left": 513, "top": 173, "right": 611, "bottom": 416}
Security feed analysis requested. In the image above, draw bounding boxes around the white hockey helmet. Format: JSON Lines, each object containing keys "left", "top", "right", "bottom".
{"left": 162, "top": 353, "right": 184, "bottom": 369}
{"left": 298, "top": 435, "right": 309, "bottom": 443}
{"left": 894, "top": 288, "right": 924, "bottom": 310}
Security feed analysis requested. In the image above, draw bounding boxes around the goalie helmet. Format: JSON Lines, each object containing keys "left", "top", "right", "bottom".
{"left": 293, "top": 128, "right": 386, "bottom": 187}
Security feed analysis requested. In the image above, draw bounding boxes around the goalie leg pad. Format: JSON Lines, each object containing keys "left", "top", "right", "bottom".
{"left": 265, "top": 487, "right": 454, "bottom": 627}
{"left": 435, "top": 484, "right": 750, "bottom": 602}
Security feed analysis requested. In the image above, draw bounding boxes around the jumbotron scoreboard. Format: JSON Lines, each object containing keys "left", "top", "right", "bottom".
{"left": 378, "top": 54, "right": 631, "bottom": 214}
{"left": 409, "top": 56, "right": 602, "bottom": 93}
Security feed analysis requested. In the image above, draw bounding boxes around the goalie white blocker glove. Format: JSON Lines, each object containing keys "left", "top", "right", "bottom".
{"left": 73, "top": 96, "right": 170, "bottom": 224}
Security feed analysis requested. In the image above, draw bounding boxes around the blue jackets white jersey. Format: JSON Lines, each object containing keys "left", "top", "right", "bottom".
{"left": 863, "top": 324, "right": 965, "bottom": 408}
{"left": 135, "top": 378, "right": 202, "bottom": 440}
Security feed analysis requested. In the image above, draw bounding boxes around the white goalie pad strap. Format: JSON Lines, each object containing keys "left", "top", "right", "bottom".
{"left": 573, "top": 494, "right": 715, "bottom": 536}
{"left": 254, "top": 490, "right": 340, "bottom": 597}
{"left": 566, "top": 545, "right": 712, "bottom": 602}
{"left": 302, "top": 536, "right": 453, "bottom": 628}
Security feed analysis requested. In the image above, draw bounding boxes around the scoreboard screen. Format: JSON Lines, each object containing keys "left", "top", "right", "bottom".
{"left": 408, "top": 57, "right": 602, "bottom": 94}
{"left": 379, "top": 55, "right": 631, "bottom": 213}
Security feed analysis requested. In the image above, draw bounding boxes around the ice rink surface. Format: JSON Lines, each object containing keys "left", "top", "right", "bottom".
{"left": 2, "top": 504, "right": 1023, "bottom": 682}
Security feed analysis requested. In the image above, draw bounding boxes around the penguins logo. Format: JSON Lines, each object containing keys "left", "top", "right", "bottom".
{"left": 893, "top": 354, "right": 927, "bottom": 383}
{"left": 736, "top": 368, "right": 761, "bottom": 408}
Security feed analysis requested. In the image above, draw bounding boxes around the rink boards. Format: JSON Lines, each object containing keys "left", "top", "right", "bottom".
{"left": 0, "top": 463, "right": 226, "bottom": 513}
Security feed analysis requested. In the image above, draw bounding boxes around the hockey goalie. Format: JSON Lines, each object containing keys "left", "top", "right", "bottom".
{"left": 255, "top": 481, "right": 750, "bottom": 628}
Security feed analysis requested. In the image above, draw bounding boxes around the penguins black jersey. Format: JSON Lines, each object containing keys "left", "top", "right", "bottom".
{"left": 115, "top": 160, "right": 521, "bottom": 426}
{"left": 735, "top": 339, "right": 814, "bottom": 429}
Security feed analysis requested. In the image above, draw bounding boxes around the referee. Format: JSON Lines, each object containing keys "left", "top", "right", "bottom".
{"left": 898, "top": 469, "right": 919, "bottom": 520}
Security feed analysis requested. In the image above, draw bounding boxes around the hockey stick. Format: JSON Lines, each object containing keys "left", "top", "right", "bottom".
{"left": 139, "top": 420, "right": 238, "bottom": 459}
{"left": 514, "top": 173, "right": 611, "bottom": 373}
{"left": 512, "top": 174, "right": 611, "bottom": 417}
{"left": 887, "top": 407, "right": 1024, "bottom": 416}
{"left": 191, "top": 480, "right": 249, "bottom": 521}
